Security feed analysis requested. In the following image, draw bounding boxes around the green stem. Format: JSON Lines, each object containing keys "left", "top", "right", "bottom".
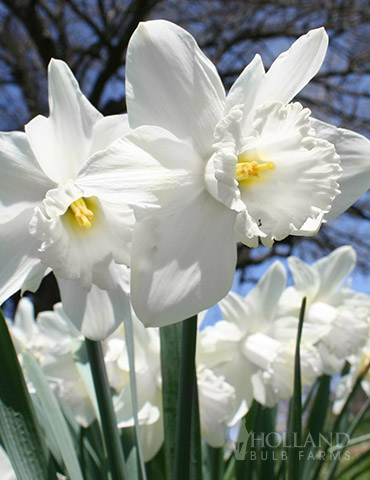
{"left": 174, "top": 315, "right": 198, "bottom": 480}
{"left": 85, "top": 339, "right": 128, "bottom": 480}
{"left": 160, "top": 323, "right": 182, "bottom": 479}
{"left": 287, "top": 296, "right": 306, "bottom": 480}
{"left": 207, "top": 446, "right": 223, "bottom": 480}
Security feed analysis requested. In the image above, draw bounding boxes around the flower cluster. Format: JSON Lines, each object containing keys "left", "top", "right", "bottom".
{"left": 1, "top": 19, "right": 370, "bottom": 477}
{"left": 1, "top": 20, "right": 370, "bottom": 335}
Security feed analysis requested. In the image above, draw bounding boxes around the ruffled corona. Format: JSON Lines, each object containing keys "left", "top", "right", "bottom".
{"left": 206, "top": 101, "right": 342, "bottom": 247}
{"left": 29, "top": 180, "right": 133, "bottom": 290}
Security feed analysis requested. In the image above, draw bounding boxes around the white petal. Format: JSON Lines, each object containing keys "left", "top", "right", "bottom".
{"left": 244, "top": 261, "right": 287, "bottom": 327}
{"left": 0, "top": 131, "right": 53, "bottom": 215}
{"left": 126, "top": 20, "right": 225, "bottom": 158}
{"left": 311, "top": 119, "right": 370, "bottom": 220}
{"left": 25, "top": 59, "right": 102, "bottom": 183}
{"left": 242, "top": 333, "right": 280, "bottom": 370}
{"left": 57, "top": 265, "right": 131, "bottom": 340}
{"left": 313, "top": 245, "right": 356, "bottom": 300}
{"left": 0, "top": 445, "right": 16, "bottom": 480}
{"left": 287, "top": 256, "right": 320, "bottom": 300}
{"left": 214, "top": 355, "right": 255, "bottom": 424}
{"left": 130, "top": 191, "right": 237, "bottom": 326}
{"left": 225, "top": 54, "right": 265, "bottom": 118}
{"left": 88, "top": 114, "right": 129, "bottom": 156}
{"left": 323, "top": 306, "right": 367, "bottom": 358}
{"left": 0, "top": 209, "right": 43, "bottom": 305}
{"left": 218, "top": 292, "right": 252, "bottom": 334}
{"left": 198, "top": 320, "right": 245, "bottom": 367}
{"left": 257, "top": 28, "right": 328, "bottom": 107}
{"left": 78, "top": 125, "right": 202, "bottom": 209}
{"left": 198, "top": 368, "right": 236, "bottom": 447}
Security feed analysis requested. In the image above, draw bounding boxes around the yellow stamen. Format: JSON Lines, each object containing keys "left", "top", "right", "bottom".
{"left": 236, "top": 153, "right": 275, "bottom": 183}
{"left": 69, "top": 198, "right": 94, "bottom": 228}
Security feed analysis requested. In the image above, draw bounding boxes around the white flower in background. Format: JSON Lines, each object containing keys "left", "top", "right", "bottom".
{"left": 8, "top": 294, "right": 238, "bottom": 457}
{"left": 0, "top": 445, "right": 16, "bottom": 480}
{"left": 333, "top": 337, "right": 370, "bottom": 414}
{"left": 277, "top": 246, "right": 369, "bottom": 374}
{"left": 198, "top": 262, "right": 322, "bottom": 419}
{"left": 79, "top": 20, "right": 370, "bottom": 327}
{"left": 0, "top": 59, "right": 133, "bottom": 328}
{"left": 110, "top": 316, "right": 238, "bottom": 451}
{"left": 197, "top": 367, "right": 236, "bottom": 448}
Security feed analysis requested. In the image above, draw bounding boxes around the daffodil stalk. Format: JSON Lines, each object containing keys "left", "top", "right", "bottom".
{"left": 85, "top": 339, "right": 128, "bottom": 480}
{"left": 174, "top": 315, "right": 200, "bottom": 480}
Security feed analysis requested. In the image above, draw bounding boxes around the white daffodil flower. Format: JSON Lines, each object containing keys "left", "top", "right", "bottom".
{"left": 198, "top": 262, "right": 322, "bottom": 418}
{"left": 79, "top": 20, "right": 370, "bottom": 327}
{"left": 0, "top": 59, "right": 133, "bottom": 326}
{"left": 333, "top": 337, "right": 370, "bottom": 415}
{"left": 277, "top": 246, "right": 369, "bottom": 374}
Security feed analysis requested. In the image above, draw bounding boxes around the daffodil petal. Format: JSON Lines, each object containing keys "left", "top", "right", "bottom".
{"left": 57, "top": 265, "right": 130, "bottom": 340}
{"left": 88, "top": 113, "right": 129, "bottom": 157}
{"left": 0, "top": 209, "right": 43, "bottom": 304}
{"left": 244, "top": 261, "right": 287, "bottom": 327}
{"left": 78, "top": 125, "right": 203, "bottom": 208}
{"left": 126, "top": 20, "right": 225, "bottom": 158}
{"left": 287, "top": 256, "right": 320, "bottom": 300}
{"left": 0, "top": 131, "right": 53, "bottom": 215}
{"left": 130, "top": 192, "right": 237, "bottom": 327}
{"left": 258, "top": 27, "right": 328, "bottom": 106}
{"left": 224, "top": 54, "right": 265, "bottom": 132}
{"left": 311, "top": 118, "right": 370, "bottom": 220}
{"left": 25, "top": 59, "right": 102, "bottom": 183}
{"left": 313, "top": 245, "right": 356, "bottom": 300}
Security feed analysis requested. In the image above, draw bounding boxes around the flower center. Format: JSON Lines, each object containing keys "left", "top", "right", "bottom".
{"left": 236, "top": 152, "right": 275, "bottom": 183}
{"left": 68, "top": 197, "right": 94, "bottom": 228}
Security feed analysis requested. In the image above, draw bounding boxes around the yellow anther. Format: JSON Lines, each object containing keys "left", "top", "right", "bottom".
{"left": 69, "top": 198, "right": 94, "bottom": 228}
{"left": 236, "top": 153, "right": 275, "bottom": 183}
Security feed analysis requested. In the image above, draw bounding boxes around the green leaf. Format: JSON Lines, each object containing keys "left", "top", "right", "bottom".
{"left": 85, "top": 339, "right": 128, "bottom": 480}
{"left": 301, "top": 375, "right": 331, "bottom": 480}
{"left": 173, "top": 316, "right": 201, "bottom": 480}
{"left": 0, "top": 307, "right": 56, "bottom": 479}
{"left": 122, "top": 310, "right": 146, "bottom": 480}
{"left": 22, "top": 351, "right": 84, "bottom": 480}
{"left": 160, "top": 322, "right": 181, "bottom": 479}
{"left": 235, "top": 400, "right": 262, "bottom": 480}
{"left": 206, "top": 446, "right": 223, "bottom": 480}
{"left": 287, "top": 296, "right": 306, "bottom": 480}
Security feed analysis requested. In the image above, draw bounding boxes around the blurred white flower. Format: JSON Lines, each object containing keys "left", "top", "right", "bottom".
{"left": 79, "top": 20, "right": 370, "bottom": 327}
{"left": 0, "top": 59, "right": 133, "bottom": 326}
{"left": 278, "top": 246, "right": 369, "bottom": 374}
{"left": 198, "top": 262, "right": 322, "bottom": 418}
{"left": 197, "top": 367, "right": 236, "bottom": 448}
